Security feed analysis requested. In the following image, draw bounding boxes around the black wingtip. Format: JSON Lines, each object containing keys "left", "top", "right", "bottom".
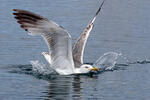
{"left": 95, "top": 0, "right": 106, "bottom": 16}
{"left": 13, "top": 9, "right": 17, "bottom": 11}
{"left": 13, "top": 9, "right": 17, "bottom": 15}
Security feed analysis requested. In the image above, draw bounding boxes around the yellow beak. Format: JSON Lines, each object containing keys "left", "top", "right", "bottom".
{"left": 91, "top": 67, "right": 99, "bottom": 71}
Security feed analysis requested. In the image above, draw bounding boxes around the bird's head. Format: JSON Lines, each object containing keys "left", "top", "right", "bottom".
{"left": 80, "top": 64, "right": 99, "bottom": 73}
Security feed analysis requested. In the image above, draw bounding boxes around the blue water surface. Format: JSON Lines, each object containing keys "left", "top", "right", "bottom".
{"left": 0, "top": 0, "right": 150, "bottom": 100}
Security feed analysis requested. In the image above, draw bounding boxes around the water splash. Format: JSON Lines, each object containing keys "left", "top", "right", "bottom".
{"left": 3, "top": 54, "right": 150, "bottom": 79}
{"left": 93, "top": 52, "right": 122, "bottom": 71}
{"left": 30, "top": 60, "right": 54, "bottom": 75}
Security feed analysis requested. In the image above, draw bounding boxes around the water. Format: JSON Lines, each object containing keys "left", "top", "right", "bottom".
{"left": 0, "top": 0, "right": 150, "bottom": 100}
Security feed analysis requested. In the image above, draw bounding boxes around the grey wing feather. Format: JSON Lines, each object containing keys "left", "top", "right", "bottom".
{"left": 72, "top": 0, "right": 105, "bottom": 67}
{"left": 13, "top": 9, "right": 75, "bottom": 74}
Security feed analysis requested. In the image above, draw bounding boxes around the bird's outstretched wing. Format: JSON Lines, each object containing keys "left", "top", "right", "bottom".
{"left": 72, "top": 0, "right": 105, "bottom": 67}
{"left": 13, "top": 9, "right": 75, "bottom": 75}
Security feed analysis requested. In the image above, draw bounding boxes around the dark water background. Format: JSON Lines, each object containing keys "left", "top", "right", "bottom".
{"left": 0, "top": 0, "right": 150, "bottom": 100}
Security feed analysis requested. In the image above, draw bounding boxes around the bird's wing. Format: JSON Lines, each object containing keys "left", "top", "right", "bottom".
{"left": 13, "top": 9, "right": 75, "bottom": 75}
{"left": 72, "top": 0, "right": 105, "bottom": 67}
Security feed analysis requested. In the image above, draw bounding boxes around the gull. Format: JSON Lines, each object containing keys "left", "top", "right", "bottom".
{"left": 13, "top": 0, "right": 105, "bottom": 75}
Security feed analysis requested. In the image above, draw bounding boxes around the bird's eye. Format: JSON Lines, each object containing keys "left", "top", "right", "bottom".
{"left": 85, "top": 66, "right": 88, "bottom": 68}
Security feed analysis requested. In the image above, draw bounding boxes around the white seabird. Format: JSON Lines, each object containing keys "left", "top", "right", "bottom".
{"left": 13, "top": 0, "right": 105, "bottom": 75}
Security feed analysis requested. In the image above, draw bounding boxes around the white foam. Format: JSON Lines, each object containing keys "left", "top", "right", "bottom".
{"left": 30, "top": 60, "right": 54, "bottom": 75}
{"left": 94, "top": 52, "right": 121, "bottom": 70}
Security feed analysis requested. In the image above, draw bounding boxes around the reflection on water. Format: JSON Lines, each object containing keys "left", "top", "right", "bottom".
{"left": 72, "top": 76, "right": 82, "bottom": 99}
{"left": 41, "top": 75, "right": 99, "bottom": 100}
{"left": 38, "top": 75, "right": 82, "bottom": 100}
{"left": 44, "top": 76, "right": 72, "bottom": 100}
